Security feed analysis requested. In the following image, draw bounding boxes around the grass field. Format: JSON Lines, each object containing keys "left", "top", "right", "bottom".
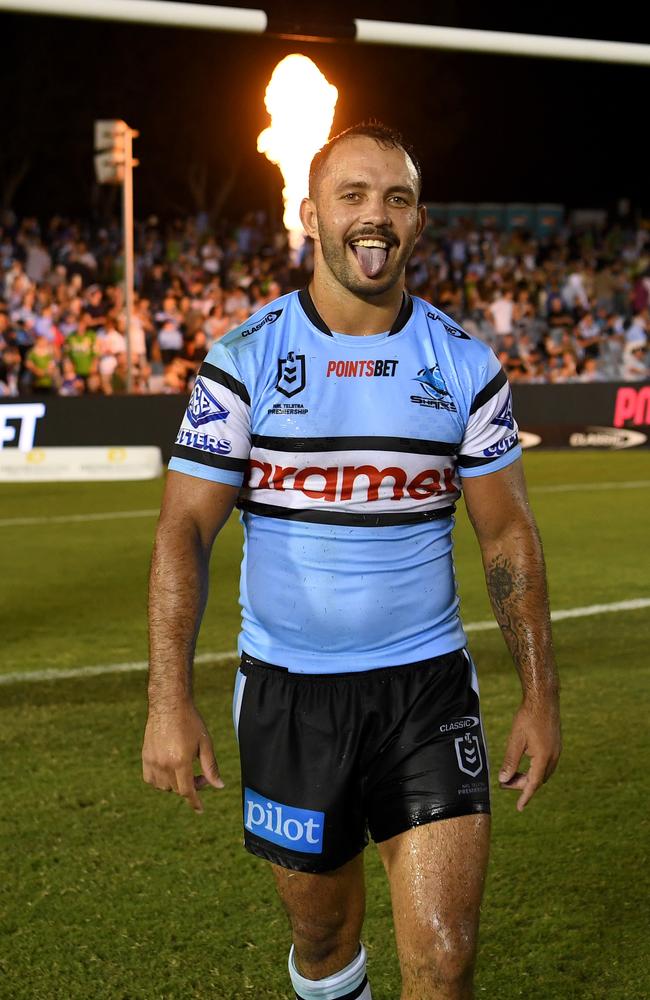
{"left": 1, "top": 450, "right": 649, "bottom": 999}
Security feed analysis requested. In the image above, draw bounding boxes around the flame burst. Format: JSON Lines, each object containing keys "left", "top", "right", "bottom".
{"left": 258, "top": 54, "right": 338, "bottom": 253}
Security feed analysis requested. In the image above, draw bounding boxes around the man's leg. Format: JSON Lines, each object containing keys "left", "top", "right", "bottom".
{"left": 272, "top": 853, "right": 372, "bottom": 998}
{"left": 377, "top": 814, "right": 490, "bottom": 1000}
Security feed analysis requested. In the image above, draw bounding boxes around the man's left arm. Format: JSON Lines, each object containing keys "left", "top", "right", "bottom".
{"left": 462, "top": 458, "right": 562, "bottom": 811}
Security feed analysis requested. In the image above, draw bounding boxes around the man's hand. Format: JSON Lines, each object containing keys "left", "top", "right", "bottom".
{"left": 142, "top": 701, "right": 224, "bottom": 814}
{"left": 498, "top": 698, "right": 562, "bottom": 812}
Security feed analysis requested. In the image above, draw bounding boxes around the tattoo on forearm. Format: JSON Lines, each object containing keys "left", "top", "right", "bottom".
{"left": 485, "top": 552, "right": 549, "bottom": 684}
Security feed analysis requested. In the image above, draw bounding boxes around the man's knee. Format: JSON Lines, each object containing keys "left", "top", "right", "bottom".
{"left": 290, "top": 907, "right": 358, "bottom": 966}
{"left": 404, "top": 926, "right": 477, "bottom": 993}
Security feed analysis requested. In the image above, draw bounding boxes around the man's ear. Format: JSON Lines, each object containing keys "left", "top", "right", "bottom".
{"left": 300, "top": 198, "right": 319, "bottom": 241}
{"left": 415, "top": 203, "right": 427, "bottom": 241}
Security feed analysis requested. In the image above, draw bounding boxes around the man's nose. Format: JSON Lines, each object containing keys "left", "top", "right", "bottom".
{"left": 360, "top": 196, "right": 392, "bottom": 227}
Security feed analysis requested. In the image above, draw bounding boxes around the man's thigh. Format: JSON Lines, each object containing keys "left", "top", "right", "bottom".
{"left": 378, "top": 815, "right": 490, "bottom": 991}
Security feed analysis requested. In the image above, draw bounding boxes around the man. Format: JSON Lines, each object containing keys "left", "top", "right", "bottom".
{"left": 143, "top": 123, "right": 561, "bottom": 1000}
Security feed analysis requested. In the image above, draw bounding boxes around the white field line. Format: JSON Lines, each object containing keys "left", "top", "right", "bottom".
{"left": 1, "top": 597, "right": 648, "bottom": 687}
{"left": 0, "top": 508, "right": 159, "bottom": 528}
{"left": 531, "top": 480, "right": 650, "bottom": 494}
{"left": 1, "top": 480, "right": 649, "bottom": 530}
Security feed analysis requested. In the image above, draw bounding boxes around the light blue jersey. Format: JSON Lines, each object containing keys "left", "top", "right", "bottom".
{"left": 169, "top": 289, "right": 521, "bottom": 672}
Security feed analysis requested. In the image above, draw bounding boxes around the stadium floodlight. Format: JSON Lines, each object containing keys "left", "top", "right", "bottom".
{"left": 94, "top": 119, "right": 131, "bottom": 184}
{"left": 94, "top": 119, "right": 139, "bottom": 392}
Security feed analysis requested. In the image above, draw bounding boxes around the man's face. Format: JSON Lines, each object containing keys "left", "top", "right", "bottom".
{"left": 301, "top": 136, "right": 425, "bottom": 299}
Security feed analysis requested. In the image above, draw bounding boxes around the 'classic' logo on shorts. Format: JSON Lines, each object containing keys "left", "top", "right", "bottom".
{"left": 244, "top": 788, "right": 324, "bottom": 854}
{"left": 440, "top": 715, "right": 479, "bottom": 733}
{"left": 455, "top": 733, "right": 483, "bottom": 777}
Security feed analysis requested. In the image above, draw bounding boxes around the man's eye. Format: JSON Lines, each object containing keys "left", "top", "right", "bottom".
{"left": 342, "top": 192, "right": 360, "bottom": 201}
{"left": 389, "top": 196, "right": 408, "bottom": 206}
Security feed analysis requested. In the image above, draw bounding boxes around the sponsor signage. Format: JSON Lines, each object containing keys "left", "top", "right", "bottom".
{"left": 0, "top": 402, "right": 46, "bottom": 452}
{"left": 568, "top": 427, "right": 647, "bottom": 450}
{"left": 613, "top": 386, "right": 650, "bottom": 428}
{"left": 0, "top": 446, "right": 162, "bottom": 482}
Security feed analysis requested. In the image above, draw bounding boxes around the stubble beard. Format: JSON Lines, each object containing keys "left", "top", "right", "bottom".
{"left": 317, "top": 226, "right": 417, "bottom": 300}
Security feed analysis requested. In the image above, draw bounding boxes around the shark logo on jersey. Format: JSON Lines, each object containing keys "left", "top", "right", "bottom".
{"left": 428, "top": 312, "right": 470, "bottom": 340}
{"left": 455, "top": 733, "right": 483, "bottom": 777}
{"left": 491, "top": 391, "right": 514, "bottom": 430}
{"left": 413, "top": 365, "right": 451, "bottom": 399}
{"left": 276, "top": 352, "right": 306, "bottom": 398}
{"left": 187, "top": 378, "right": 230, "bottom": 428}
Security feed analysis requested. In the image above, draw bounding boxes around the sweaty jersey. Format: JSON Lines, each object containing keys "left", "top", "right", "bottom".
{"left": 169, "top": 288, "right": 521, "bottom": 673}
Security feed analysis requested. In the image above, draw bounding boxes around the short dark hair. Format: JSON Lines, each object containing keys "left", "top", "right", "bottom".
{"left": 308, "top": 121, "right": 422, "bottom": 199}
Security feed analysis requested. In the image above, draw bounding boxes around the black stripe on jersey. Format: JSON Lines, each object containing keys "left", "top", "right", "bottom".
{"left": 250, "top": 434, "right": 459, "bottom": 456}
{"left": 295, "top": 976, "right": 369, "bottom": 1000}
{"left": 171, "top": 444, "right": 248, "bottom": 472}
{"left": 457, "top": 449, "right": 516, "bottom": 469}
{"left": 298, "top": 287, "right": 413, "bottom": 337}
{"left": 468, "top": 369, "right": 507, "bottom": 415}
{"left": 198, "top": 362, "right": 251, "bottom": 406}
{"left": 238, "top": 499, "right": 457, "bottom": 526}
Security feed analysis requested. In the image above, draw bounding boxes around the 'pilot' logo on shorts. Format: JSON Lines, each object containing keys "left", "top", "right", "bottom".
{"left": 455, "top": 733, "right": 483, "bottom": 777}
{"left": 244, "top": 788, "right": 324, "bottom": 854}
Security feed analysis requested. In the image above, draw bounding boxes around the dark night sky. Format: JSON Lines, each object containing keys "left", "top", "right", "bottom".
{"left": 1, "top": 1, "right": 649, "bottom": 223}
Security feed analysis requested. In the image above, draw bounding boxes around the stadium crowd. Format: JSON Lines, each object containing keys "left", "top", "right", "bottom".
{"left": 1, "top": 210, "right": 649, "bottom": 396}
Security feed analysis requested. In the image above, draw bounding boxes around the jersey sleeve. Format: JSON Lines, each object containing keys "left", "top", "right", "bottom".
{"left": 457, "top": 360, "right": 522, "bottom": 479}
{"left": 167, "top": 342, "right": 251, "bottom": 487}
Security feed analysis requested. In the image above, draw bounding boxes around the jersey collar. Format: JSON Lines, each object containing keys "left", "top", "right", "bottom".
{"left": 298, "top": 286, "right": 413, "bottom": 337}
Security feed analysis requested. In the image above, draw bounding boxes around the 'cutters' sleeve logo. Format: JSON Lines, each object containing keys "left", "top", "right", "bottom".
{"left": 244, "top": 788, "right": 324, "bottom": 854}
{"left": 187, "top": 378, "right": 230, "bottom": 428}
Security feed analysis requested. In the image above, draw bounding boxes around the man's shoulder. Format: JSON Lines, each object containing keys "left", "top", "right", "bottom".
{"left": 413, "top": 297, "right": 493, "bottom": 364}
{"left": 219, "top": 291, "right": 296, "bottom": 353}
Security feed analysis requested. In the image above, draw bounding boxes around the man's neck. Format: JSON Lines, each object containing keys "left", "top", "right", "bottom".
{"left": 309, "top": 270, "right": 405, "bottom": 336}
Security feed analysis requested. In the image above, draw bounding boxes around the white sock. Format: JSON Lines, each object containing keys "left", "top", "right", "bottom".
{"left": 288, "top": 942, "right": 372, "bottom": 1000}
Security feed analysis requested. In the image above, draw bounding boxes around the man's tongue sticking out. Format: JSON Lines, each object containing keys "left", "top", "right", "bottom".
{"left": 354, "top": 244, "right": 388, "bottom": 278}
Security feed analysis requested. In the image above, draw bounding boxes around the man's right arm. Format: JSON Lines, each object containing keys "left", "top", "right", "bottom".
{"left": 142, "top": 470, "right": 240, "bottom": 813}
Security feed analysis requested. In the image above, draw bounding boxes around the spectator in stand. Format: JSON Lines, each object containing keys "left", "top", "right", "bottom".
{"left": 96, "top": 313, "right": 126, "bottom": 394}
{"left": 574, "top": 311, "right": 602, "bottom": 360}
{"left": 24, "top": 334, "right": 59, "bottom": 393}
{"left": 621, "top": 343, "right": 649, "bottom": 381}
{"left": 487, "top": 286, "right": 515, "bottom": 338}
{"left": 59, "top": 357, "right": 85, "bottom": 396}
{"left": 624, "top": 312, "right": 648, "bottom": 349}
{"left": 577, "top": 356, "right": 606, "bottom": 382}
{"left": 0, "top": 344, "right": 21, "bottom": 395}
{"left": 25, "top": 238, "right": 52, "bottom": 284}
{"left": 204, "top": 302, "right": 230, "bottom": 345}
{"left": 495, "top": 332, "right": 526, "bottom": 380}
{"left": 65, "top": 314, "right": 98, "bottom": 388}
{"left": 550, "top": 350, "right": 578, "bottom": 383}
{"left": 157, "top": 319, "right": 184, "bottom": 367}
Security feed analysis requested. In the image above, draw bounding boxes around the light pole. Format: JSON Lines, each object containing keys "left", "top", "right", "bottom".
{"left": 94, "top": 119, "right": 139, "bottom": 391}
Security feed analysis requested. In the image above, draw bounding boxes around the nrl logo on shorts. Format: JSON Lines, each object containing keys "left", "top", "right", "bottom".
{"left": 187, "top": 377, "right": 230, "bottom": 428}
{"left": 276, "top": 351, "right": 306, "bottom": 398}
{"left": 455, "top": 732, "right": 483, "bottom": 778}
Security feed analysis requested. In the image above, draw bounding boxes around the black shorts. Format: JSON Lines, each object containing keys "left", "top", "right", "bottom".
{"left": 233, "top": 648, "right": 490, "bottom": 873}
